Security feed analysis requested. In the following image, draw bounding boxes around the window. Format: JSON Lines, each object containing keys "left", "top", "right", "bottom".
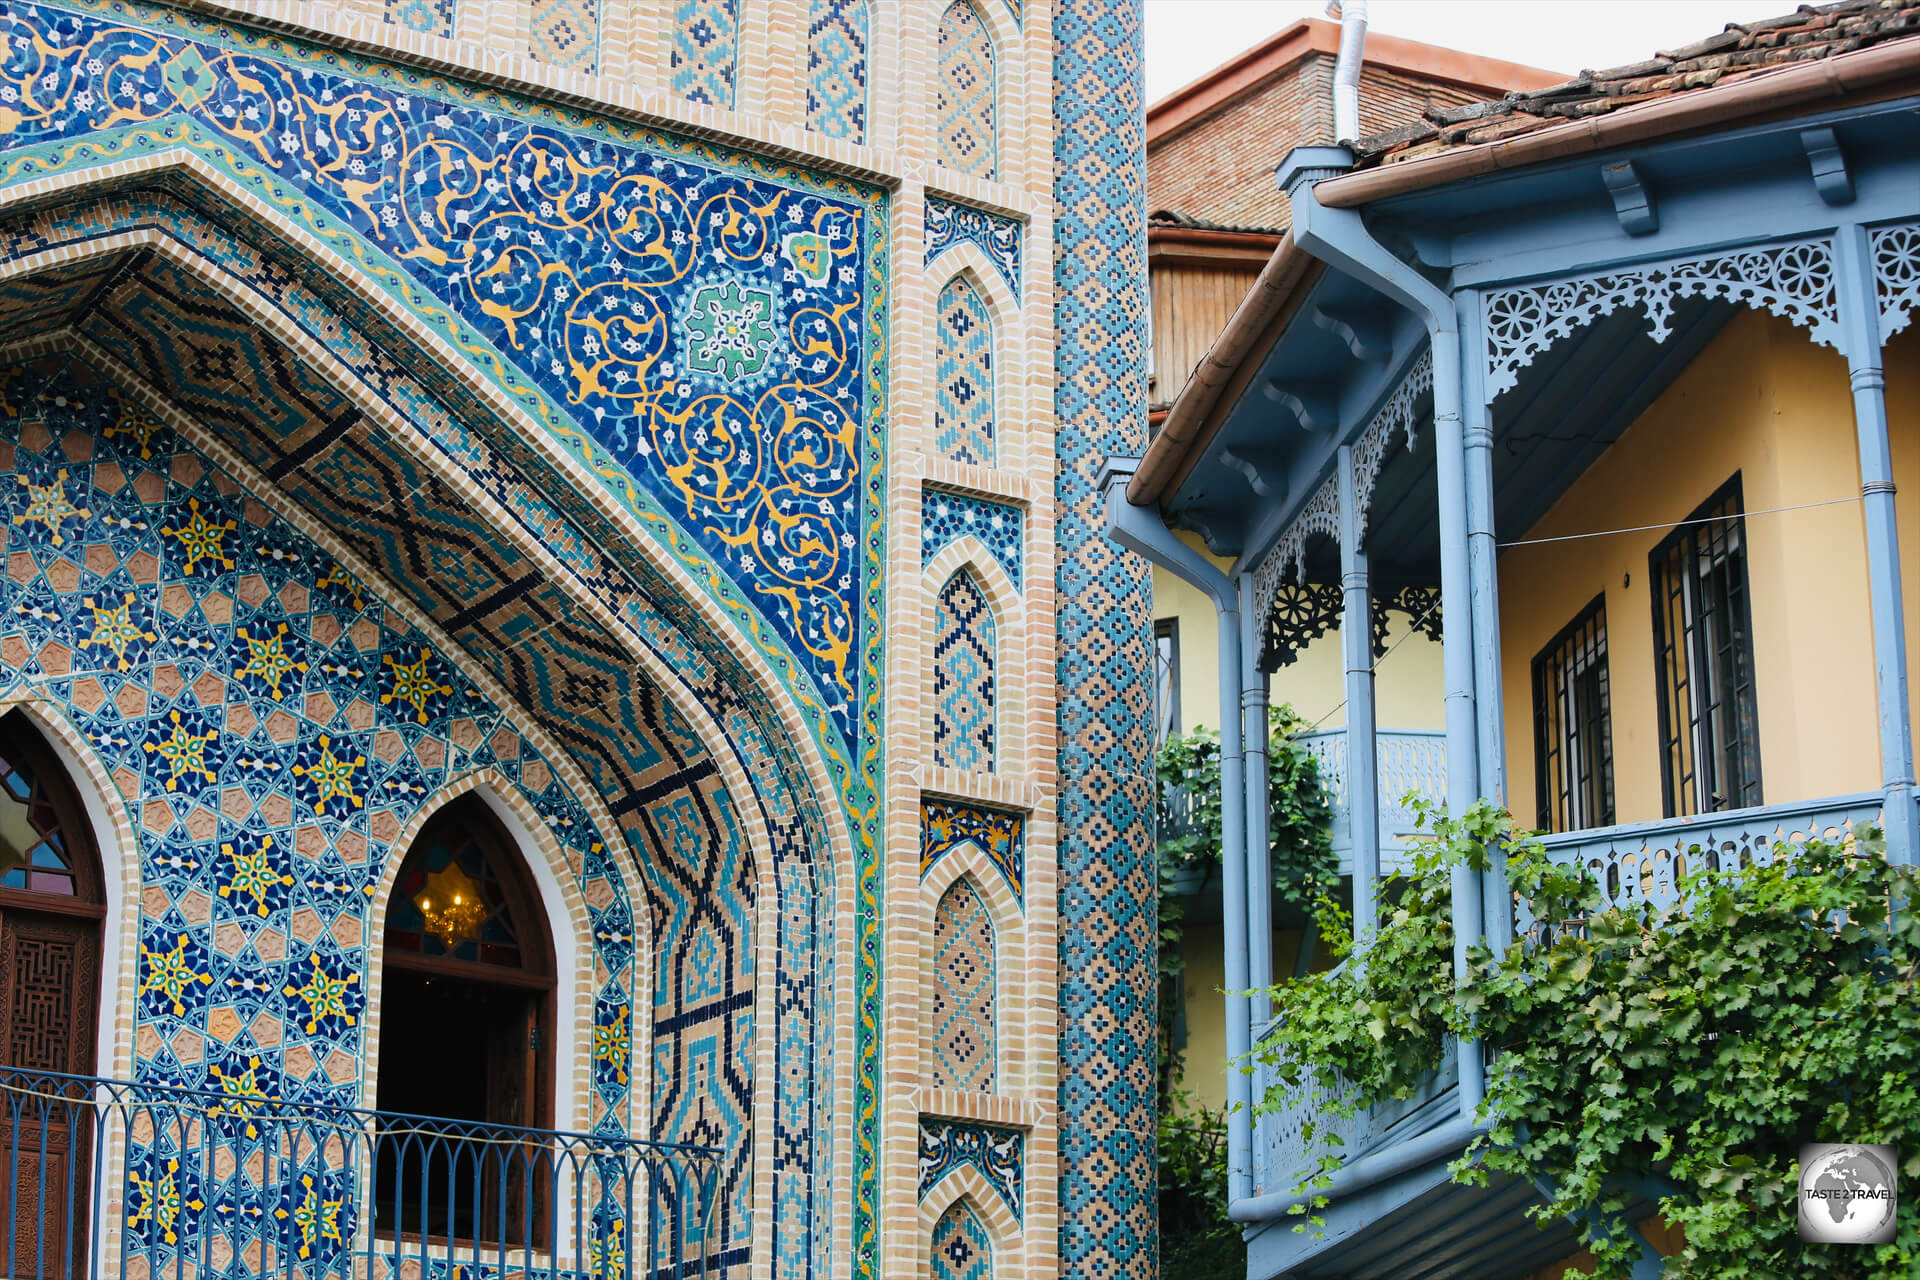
{"left": 1650, "top": 476, "right": 1762, "bottom": 817}
{"left": 376, "top": 795, "right": 555, "bottom": 1243}
{"left": 1153, "top": 619, "right": 1180, "bottom": 750}
{"left": 0, "top": 711, "right": 105, "bottom": 1276}
{"left": 1531, "top": 596, "right": 1614, "bottom": 832}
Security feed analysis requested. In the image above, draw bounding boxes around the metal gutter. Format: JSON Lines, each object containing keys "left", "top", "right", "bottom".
{"left": 1318, "top": 37, "right": 1920, "bottom": 209}
{"left": 1126, "top": 237, "right": 1322, "bottom": 506}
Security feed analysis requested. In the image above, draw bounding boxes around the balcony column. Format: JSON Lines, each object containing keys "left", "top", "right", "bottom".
{"left": 1240, "top": 573, "right": 1275, "bottom": 1022}
{"left": 1835, "top": 224, "right": 1918, "bottom": 865}
{"left": 1459, "top": 291, "right": 1513, "bottom": 948}
{"left": 1336, "top": 444, "right": 1380, "bottom": 942}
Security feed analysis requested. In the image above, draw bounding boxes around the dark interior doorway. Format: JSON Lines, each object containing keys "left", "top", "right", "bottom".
{"left": 0, "top": 710, "right": 104, "bottom": 1278}
{"left": 374, "top": 794, "right": 555, "bottom": 1246}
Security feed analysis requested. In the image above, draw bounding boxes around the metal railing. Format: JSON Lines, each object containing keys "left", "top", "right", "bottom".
{"left": 1252, "top": 793, "right": 1887, "bottom": 1194}
{"left": 1296, "top": 728, "right": 1447, "bottom": 869}
{"left": 0, "top": 1068, "right": 723, "bottom": 1280}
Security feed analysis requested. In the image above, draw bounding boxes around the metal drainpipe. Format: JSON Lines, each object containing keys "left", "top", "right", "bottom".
{"left": 1330, "top": 0, "right": 1370, "bottom": 143}
{"left": 1278, "top": 146, "right": 1490, "bottom": 1146}
{"left": 1240, "top": 573, "right": 1274, "bottom": 1026}
{"left": 1101, "top": 460, "right": 1257, "bottom": 1203}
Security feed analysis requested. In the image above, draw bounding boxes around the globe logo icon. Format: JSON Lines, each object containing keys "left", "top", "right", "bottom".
{"left": 1799, "top": 1143, "right": 1898, "bottom": 1245}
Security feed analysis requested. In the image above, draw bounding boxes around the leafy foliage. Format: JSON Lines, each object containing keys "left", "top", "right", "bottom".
{"left": 1152, "top": 705, "right": 1336, "bottom": 1270}
{"left": 1157, "top": 1100, "right": 1242, "bottom": 1277}
{"left": 1256, "top": 800, "right": 1920, "bottom": 1278}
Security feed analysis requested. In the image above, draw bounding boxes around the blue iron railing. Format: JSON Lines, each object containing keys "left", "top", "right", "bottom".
{"left": 0, "top": 1068, "right": 723, "bottom": 1280}
{"left": 1252, "top": 793, "right": 1886, "bottom": 1197}
{"left": 1295, "top": 728, "right": 1447, "bottom": 871}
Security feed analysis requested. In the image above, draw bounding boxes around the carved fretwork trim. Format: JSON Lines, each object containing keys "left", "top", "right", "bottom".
{"left": 1872, "top": 219, "right": 1920, "bottom": 343}
{"left": 1352, "top": 350, "right": 1433, "bottom": 547}
{"left": 1481, "top": 237, "right": 1843, "bottom": 401}
{"left": 1261, "top": 581, "right": 1344, "bottom": 671}
{"left": 1369, "top": 584, "right": 1442, "bottom": 659}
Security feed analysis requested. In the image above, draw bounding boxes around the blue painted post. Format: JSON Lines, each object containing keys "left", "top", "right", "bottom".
{"left": 1283, "top": 153, "right": 1485, "bottom": 1118}
{"left": 1337, "top": 445, "right": 1381, "bottom": 942}
{"left": 1240, "top": 573, "right": 1275, "bottom": 1024}
{"left": 1835, "top": 224, "right": 1917, "bottom": 865}
{"left": 1459, "top": 291, "right": 1514, "bottom": 951}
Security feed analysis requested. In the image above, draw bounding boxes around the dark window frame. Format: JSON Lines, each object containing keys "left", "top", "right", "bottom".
{"left": 1648, "top": 474, "right": 1764, "bottom": 818}
{"left": 1154, "top": 618, "right": 1181, "bottom": 749}
{"left": 1531, "top": 593, "right": 1615, "bottom": 834}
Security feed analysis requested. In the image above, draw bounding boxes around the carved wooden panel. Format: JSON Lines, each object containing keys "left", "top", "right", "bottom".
{"left": 0, "top": 909, "right": 100, "bottom": 1276}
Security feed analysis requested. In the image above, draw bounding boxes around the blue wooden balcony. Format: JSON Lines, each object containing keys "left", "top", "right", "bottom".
{"left": 0, "top": 1069, "right": 723, "bottom": 1280}
{"left": 1294, "top": 728, "right": 1446, "bottom": 876}
{"left": 1245, "top": 791, "right": 1891, "bottom": 1279}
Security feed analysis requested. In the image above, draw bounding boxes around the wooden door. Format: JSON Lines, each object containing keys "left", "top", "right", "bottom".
{"left": 0, "top": 907, "right": 100, "bottom": 1277}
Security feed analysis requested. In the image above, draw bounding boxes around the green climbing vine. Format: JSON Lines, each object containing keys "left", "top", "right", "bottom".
{"left": 1153, "top": 704, "right": 1336, "bottom": 1275}
{"left": 1254, "top": 800, "right": 1920, "bottom": 1279}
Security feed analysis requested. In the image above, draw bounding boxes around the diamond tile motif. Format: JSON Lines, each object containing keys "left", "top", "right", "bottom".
{"left": 808, "top": 0, "right": 869, "bottom": 141}
{"left": 937, "top": 1, "right": 998, "bottom": 179}
{"left": 935, "top": 278, "right": 997, "bottom": 467}
{"left": 933, "top": 571, "right": 996, "bottom": 773}
{"left": 931, "top": 877, "right": 996, "bottom": 1092}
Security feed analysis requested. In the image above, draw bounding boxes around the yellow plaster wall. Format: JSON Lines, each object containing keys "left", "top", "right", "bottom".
{"left": 1498, "top": 309, "right": 1911, "bottom": 828}
{"left": 1151, "top": 566, "right": 1444, "bottom": 736}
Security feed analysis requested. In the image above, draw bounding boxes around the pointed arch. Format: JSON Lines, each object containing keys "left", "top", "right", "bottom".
{"left": 0, "top": 694, "right": 141, "bottom": 1085}
{"left": 928, "top": 875, "right": 997, "bottom": 1092}
{"left": 935, "top": 272, "right": 999, "bottom": 467}
{"left": 929, "top": 1194, "right": 994, "bottom": 1280}
{"left": 919, "top": 1169, "right": 1025, "bottom": 1280}
{"left": 936, "top": 0, "right": 998, "bottom": 179}
{"left": 925, "top": 539, "right": 1027, "bottom": 777}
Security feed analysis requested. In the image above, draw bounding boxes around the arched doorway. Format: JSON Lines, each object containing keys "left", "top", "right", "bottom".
{"left": 375, "top": 794, "right": 556, "bottom": 1244}
{"left": 0, "top": 709, "right": 105, "bottom": 1274}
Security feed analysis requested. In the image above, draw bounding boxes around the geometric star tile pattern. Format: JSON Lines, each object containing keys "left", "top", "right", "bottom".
{"left": 0, "top": 351, "right": 760, "bottom": 1272}
{"left": 922, "top": 490, "right": 1022, "bottom": 592}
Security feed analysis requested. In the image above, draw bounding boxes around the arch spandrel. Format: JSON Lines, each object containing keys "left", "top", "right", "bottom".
{"left": 0, "top": 2, "right": 886, "bottom": 1270}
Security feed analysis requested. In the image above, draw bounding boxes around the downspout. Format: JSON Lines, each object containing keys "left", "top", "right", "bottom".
{"left": 1273, "top": 144, "right": 1489, "bottom": 1151}
{"left": 1101, "top": 458, "right": 1257, "bottom": 1203}
{"left": 1330, "top": 0, "right": 1370, "bottom": 144}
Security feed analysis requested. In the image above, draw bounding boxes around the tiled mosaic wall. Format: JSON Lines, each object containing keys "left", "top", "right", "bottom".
{"left": 0, "top": 354, "right": 663, "bottom": 1250}
{"left": 937, "top": 1, "right": 999, "bottom": 179}
{"left": 1052, "top": 0, "right": 1159, "bottom": 1273}
{"left": 929, "top": 877, "right": 996, "bottom": 1092}
{"left": 935, "top": 278, "right": 998, "bottom": 468}
{"left": 931, "top": 1199, "right": 995, "bottom": 1280}
{"left": 932, "top": 571, "right": 997, "bottom": 773}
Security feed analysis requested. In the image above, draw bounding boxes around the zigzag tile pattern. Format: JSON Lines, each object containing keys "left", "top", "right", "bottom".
{"left": 1051, "top": 0, "right": 1157, "bottom": 1274}
{"left": 807, "top": 0, "right": 868, "bottom": 142}
{"left": 932, "top": 570, "right": 995, "bottom": 774}
{"left": 531, "top": 0, "right": 599, "bottom": 71}
{"left": 934, "top": 277, "right": 996, "bottom": 468}
{"left": 930, "top": 877, "right": 996, "bottom": 1092}
{"left": 937, "top": 1, "right": 998, "bottom": 180}
{"left": 931, "top": 1198, "right": 994, "bottom": 1280}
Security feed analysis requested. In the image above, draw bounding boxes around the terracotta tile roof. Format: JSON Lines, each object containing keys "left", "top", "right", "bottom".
{"left": 1148, "top": 209, "right": 1286, "bottom": 235}
{"left": 1354, "top": 0, "right": 1920, "bottom": 167}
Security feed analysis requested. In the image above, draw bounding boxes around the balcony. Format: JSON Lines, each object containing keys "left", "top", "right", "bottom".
{"left": 1294, "top": 728, "right": 1446, "bottom": 875}
{"left": 0, "top": 1069, "right": 722, "bottom": 1280}
{"left": 1247, "top": 791, "right": 1890, "bottom": 1278}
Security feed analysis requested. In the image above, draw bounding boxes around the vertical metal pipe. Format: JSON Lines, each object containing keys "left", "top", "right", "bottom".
{"left": 1431, "top": 332, "right": 1488, "bottom": 1119}
{"left": 1459, "top": 292, "right": 1515, "bottom": 951}
{"left": 1836, "top": 223, "right": 1918, "bottom": 866}
{"left": 1337, "top": 445, "right": 1381, "bottom": 942}
{"left": 1103, "top": 479, "right": 1256, "bottom": 1199}
{"left": 1214, "top": 603, "right": 1254, "bottom": 1200}
{"left": 1240, "top": 572, "right": 1274, "bottom": 1026}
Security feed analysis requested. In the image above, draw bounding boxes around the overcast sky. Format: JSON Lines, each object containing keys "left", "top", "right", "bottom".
{"left": 1145, "top": 1, "right": 1798, "bottom": 105}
